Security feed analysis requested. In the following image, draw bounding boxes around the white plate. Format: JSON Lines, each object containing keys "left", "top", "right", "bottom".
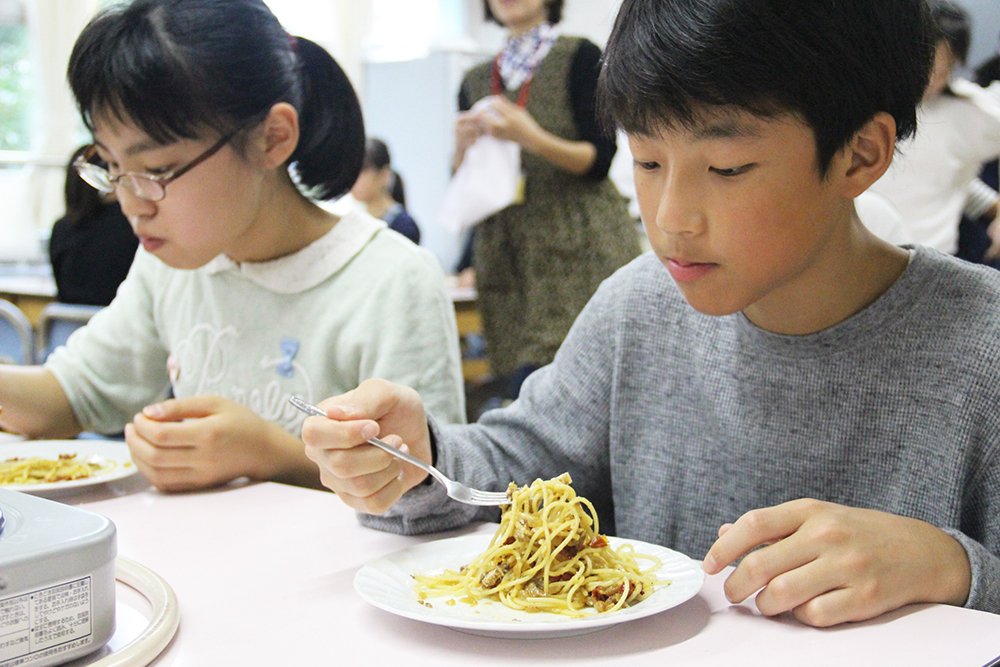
{"left": 354, "top": 533, "right": 705, "bottom": 638}
{"left": 0, "top": 439, "right": 137, "bottom": 493}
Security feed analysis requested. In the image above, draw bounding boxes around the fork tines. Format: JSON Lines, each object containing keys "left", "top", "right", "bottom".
{"left": 471, "top": 490, "right": 509, "bottom": 504}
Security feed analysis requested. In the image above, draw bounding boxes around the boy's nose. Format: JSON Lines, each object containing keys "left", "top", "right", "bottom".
{"left": 654, "top": 177, "right": 705, "bottom": 236}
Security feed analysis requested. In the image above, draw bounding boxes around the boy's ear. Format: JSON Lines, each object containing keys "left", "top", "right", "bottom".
{"left": 838, "top": 112, "right": 896, "bottom": 198}
{"left": 259, "top": 102, "right": 300, "bottom": 168}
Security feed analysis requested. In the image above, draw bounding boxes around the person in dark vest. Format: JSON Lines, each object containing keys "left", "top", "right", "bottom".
{"left": 453, "top": 0, "right": 640, "bottom": 399}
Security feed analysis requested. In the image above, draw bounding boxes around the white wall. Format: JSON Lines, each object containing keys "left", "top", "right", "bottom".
{"left": 363, "top": 50, "right": 486, "bottom": 271}
{"left": 954, "top": 0, "right": 999, "bottom": 74}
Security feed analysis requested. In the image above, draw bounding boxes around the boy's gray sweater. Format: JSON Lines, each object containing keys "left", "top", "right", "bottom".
{"left": 363, "top": 247, "right": 1000, "bottom": 613}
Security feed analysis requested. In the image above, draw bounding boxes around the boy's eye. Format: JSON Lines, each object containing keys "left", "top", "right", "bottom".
{"left": 710, "top": 164, "right": 755, "bottom": 177}
{"left": 634, "top": 160, "right": 660, "bottom": 171}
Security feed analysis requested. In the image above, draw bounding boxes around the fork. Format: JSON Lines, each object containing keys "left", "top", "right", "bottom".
{"left": 289, "top": 396, "right": 510, "bottom": 506}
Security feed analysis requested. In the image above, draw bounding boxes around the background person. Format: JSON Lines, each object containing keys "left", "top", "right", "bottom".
{"left": 973, "top": 34, "right": 999, "bottom": 196}
{"left": 867, "top": 0, "right": 1000, "bottom": 265}
{"left": 453, "top": 0, "right": 640, "bottom": 399}
{"left": 49, "top": 144, "right": 138, "bottom": 306}
{"left": 350, "top": 137, "right": 420, "bottom": 244}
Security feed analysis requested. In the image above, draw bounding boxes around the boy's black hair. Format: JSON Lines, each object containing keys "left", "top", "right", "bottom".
{"left": 484, "top": 0, "right": 563, "bottom": 26}
{"left": 68, "top": 0, "right": 364, "bottom": 201}
{"left": 929, "top": 0, "right": 971, "bottom": 65}
{"left": 598, "top": 0, "right": 936, "bottom": 175}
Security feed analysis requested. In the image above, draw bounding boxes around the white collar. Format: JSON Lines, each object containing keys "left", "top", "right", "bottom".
{"left": 202, "top": 209, "right": 386, "bottom": 294}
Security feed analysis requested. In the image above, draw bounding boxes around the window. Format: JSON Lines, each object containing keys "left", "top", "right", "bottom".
{"left": 0, "top": 0, "right": 30, "bottom": 151}
{"left": 369, "top": 0, "right": 440, "bottom": 61}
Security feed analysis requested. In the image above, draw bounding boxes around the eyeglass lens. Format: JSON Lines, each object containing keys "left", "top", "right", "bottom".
{"left": 75, "top": 164, "right": 115, "bottom": 193}
{"left": 76, "top": 163, "right": 166, "bottom": 201}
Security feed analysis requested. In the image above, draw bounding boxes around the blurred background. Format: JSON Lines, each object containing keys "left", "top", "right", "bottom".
{"left": 0, "top": 0, "right": 996, "bottom": 270}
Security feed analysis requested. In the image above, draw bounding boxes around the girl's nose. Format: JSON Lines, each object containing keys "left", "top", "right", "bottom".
{"left": 115, "top": 184, "right": 156, "bottom": 224}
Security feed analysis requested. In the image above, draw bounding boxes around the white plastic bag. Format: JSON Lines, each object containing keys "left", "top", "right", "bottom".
{"left": 437, "top": 133, "right": 521, "bottom": 235}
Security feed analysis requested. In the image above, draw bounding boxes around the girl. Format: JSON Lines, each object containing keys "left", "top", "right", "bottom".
{"left": 0, "top": 0, "right": 464, "bottom": 491}
{"left": 349, "top": 138, "right": 421, "bottom": 244}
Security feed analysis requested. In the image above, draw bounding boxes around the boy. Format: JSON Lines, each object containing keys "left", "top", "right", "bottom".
{"left": 301, "top": 0, "right": 1000, "bottom": 627}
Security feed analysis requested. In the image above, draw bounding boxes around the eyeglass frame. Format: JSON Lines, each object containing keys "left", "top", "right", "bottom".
{"left": 73, "top": 126, "right": 243, "bottom": 202}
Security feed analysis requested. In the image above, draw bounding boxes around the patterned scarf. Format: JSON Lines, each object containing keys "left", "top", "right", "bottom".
{"left": 497, "top": 23, "right": 557, "bottom": 90}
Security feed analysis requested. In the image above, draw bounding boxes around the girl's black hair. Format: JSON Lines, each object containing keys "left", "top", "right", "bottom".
{"left": 63, "top": 145, "right": 106, "bottom": 227}
{"left": 361, "top": 137, "right": 391, "bottom": 171}
{"left": 361, "top": 137, "right": 406, "bottom": 207}
{"left": 389, "top": 172, "right": 406, "bottom": 208}
{"left": 484, "top": 0, "right": 563, "bottom": 26}
{"left": 975, "top": 53, "right": 1000, "bottom": 88}
{"left": 67, "top": 0, "right": 364, "bottom": 201}
{"left": 598, "top": 0, "right": 936, "bottom": 176}
{"left": 929, "top": 0, "right": 971, "bottom": 65}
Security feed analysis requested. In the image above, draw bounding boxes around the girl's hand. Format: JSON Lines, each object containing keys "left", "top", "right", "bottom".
{"left": 702, "top": 498, "right": 972, "bottom": 627}
{"left": 300, "top": 378, "right": 431, "bottom": 515}
{"left": 125, "top": 395, "right": 296, "bottom": 492}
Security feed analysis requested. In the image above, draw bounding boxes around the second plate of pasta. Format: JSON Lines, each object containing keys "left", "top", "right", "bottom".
{"left": 0, "top": 439, "right": 137, "bottom": 493}
{"left": 354, "top": 533, "right": 705, "bottom": 638}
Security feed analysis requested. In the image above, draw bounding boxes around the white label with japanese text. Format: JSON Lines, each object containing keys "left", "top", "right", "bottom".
{"left": 0, "top": 577, "right": 92, "bottom": 666}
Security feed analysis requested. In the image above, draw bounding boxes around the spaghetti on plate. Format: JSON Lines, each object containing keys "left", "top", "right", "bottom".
{"left": 414, "top": 473, "right": 666, "bottom": 616}
{"left": 0, "top": 453, "right": 115, "bottom": 485}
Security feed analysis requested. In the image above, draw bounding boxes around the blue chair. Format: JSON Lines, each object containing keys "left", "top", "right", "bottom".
{"left": 36, "top": 303, "right": 103, "bottom": 363}
{"left": 0, "top": 299, "right": 34, "bottom": 364}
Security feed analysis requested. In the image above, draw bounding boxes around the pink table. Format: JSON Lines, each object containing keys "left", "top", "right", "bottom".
{"left": 45, "top": 478, "right": 1000, "bottom": 666}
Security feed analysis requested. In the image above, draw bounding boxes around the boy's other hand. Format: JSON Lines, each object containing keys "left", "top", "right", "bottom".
{"left": 300, "top": 379, "right": 431, "bottom": 515}
{"left": 702, "top": 499, "right": 972, "bottom": 627}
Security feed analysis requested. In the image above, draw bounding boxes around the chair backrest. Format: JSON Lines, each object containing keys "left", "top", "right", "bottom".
{"left": 0, "top": 299, "right": 35, "bottom": 364}
{"left": 37, "top": 303, "right": 103, "bottom": 363}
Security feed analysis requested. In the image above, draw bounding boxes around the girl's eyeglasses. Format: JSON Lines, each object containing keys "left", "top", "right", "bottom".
{"left": 73, "top": 128, "right": 240, "bottom": 202}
